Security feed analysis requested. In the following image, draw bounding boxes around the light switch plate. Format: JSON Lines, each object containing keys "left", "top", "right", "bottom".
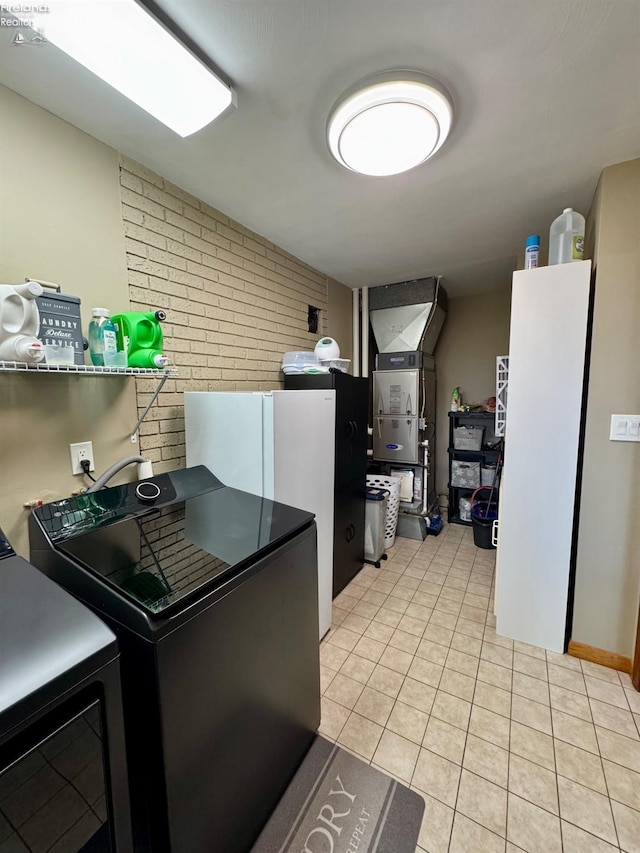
{"left": 610, "top": 415, "right": 640, "bottom": 442}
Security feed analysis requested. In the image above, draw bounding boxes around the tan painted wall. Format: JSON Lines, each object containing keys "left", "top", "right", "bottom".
{"left": 326, "top": 279, "right": 353, "bottom": 362}
{"left": 434, "top": 286, "right": 512, "bottom": 500}
{"left": 0, "top": 86, "right": 137, "bottom": 556}
{"left": 572, "top": 159, "right": 640, "bottom": 658}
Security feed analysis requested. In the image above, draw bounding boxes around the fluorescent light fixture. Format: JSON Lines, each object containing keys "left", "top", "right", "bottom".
{"left": 327, "top": 72, "right": 453, "bottom": 176}
{"left": 31, "top": 0, "right": 235, "bottom": 137}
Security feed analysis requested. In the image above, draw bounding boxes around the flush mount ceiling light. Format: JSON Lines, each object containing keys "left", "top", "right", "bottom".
{"left": 327, "top": 71, "right": 452, "bottom": 176}
{"left": 29, "top": 0, "right": 235, "bottom": 137}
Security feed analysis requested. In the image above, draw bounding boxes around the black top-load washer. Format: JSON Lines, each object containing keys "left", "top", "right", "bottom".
{"left": 29, "top": 465, "right": 321, "bottom": 853}
{"left": 0, "top": 528, "right": 132, "bottom": 852}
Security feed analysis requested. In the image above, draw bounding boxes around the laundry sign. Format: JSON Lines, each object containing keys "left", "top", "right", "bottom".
{"left": 36, "top": 291, "right": 85, "bottom": 364}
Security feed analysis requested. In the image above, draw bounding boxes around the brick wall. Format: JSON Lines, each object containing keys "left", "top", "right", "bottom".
{"left": 119, "top": 156, "right": 330, "bottom": 473}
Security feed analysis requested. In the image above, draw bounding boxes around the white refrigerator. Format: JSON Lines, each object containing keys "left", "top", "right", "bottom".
{"left": 184, "top": 390, "right": 336, "bottom": 639}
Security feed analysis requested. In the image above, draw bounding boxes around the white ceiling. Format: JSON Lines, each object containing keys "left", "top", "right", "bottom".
{"left": 1, "top": 0, "right": 639, "bottom": 295}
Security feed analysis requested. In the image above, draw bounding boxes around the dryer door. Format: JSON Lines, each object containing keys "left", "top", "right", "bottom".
{"left": 0, "top": 700, "right": 114, "bottom": 852}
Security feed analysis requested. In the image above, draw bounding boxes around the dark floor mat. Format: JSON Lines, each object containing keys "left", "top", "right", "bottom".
{"left": 252, "top": 735, "right": 424, "bottom": 853}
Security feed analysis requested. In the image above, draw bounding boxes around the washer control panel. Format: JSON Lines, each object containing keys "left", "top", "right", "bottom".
{"left": 136, "top": 481, "right": 161, "bottom": 502}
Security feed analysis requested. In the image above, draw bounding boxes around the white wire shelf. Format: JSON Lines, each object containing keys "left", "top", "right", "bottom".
{"left": 0, "top": 360, "right": 178, "bottom": 440}
{"left": 0, "top": 360, "right": 178, "bottom": 377}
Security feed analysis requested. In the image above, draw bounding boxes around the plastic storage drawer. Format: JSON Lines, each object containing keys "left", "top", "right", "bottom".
{"left": 451, "top": 460, "right": 481, "bottom": 488}
{"left": 453, "top": 426, "right": 484, "bottom": 451}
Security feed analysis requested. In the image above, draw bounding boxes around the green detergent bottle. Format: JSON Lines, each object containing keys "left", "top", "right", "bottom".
{"left": 111, "top": 310, "right": 169, "bottom": 369}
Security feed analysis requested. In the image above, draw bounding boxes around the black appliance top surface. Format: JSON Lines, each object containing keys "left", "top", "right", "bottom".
{"left": 447, "top": 410, "right": 496, "bottom": 418}
{"left": 284, "top": 372, "right": 368, "bottom": 389}
{"left": 0, "top": 527, "right": 15, "bottom": 561}
{"left": 0, "top": 552, "right": 116, "bottom": 719}
{"left": 33, "top": 466, "right": 314, "bottom": 617}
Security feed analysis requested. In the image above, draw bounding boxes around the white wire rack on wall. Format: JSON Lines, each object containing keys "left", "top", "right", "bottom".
{"left": 495, "top": 355, "right": 509, "bottom": 437}
{"left": 0, "top": 361, "right": 179, "bottom": 442}
{"left": 0, "top": 361, "right": 178, "bottom": 377}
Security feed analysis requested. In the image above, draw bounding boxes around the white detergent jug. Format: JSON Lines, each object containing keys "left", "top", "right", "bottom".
{"left": 549, "top": 208, "right": 585, "bottom": 265}
{"left": 0, "top": 280, "right": 45, "bottom": 363}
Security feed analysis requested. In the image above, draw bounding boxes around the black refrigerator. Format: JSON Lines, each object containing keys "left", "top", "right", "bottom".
{"left": 284, "top": 372, "right": 368, "bottom": 596}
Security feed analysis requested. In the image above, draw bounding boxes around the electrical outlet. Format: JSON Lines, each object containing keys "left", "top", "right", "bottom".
{"left": 69, "top": 441, "right": 95, "bottom": 475}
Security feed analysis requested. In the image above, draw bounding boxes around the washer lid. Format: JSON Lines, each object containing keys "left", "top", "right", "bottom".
{"left": 35, "top": 467, "right": 314, "bottom": 618}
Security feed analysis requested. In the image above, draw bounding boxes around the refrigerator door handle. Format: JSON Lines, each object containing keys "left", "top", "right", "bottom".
{"left": 377, "top": 394, "right": 384, "bottom": 415}
{"left": 376, "top": 418, "right": 382, "bottom": 438}
{"left": 406, "top": 393, "right": 413, "bottom": 415}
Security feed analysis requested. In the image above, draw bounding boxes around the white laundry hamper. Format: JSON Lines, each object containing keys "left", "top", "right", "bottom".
{"left": 365, "top": 475, "right": 402, "bottom": 549}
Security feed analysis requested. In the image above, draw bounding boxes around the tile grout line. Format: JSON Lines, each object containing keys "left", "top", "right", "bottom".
{"left": 593, "top": 723, "right": 622, "bottom": 850}
{"left": 417, "top": 532, "right": 474, "bottom": 852}
{"left": 545, "top": 650, "right": 565, "bottom": 853}
{"left": 504, "top": 710, "right": 511, "bottom": 853}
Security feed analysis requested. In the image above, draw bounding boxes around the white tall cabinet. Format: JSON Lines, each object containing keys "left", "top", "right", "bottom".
{"left": 496, "top": 261, "right": 592, "bottom": 652}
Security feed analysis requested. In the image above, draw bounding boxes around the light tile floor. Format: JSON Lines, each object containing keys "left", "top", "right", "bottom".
{"left": 319, "top": 524, "right": 640, "bottom": 853}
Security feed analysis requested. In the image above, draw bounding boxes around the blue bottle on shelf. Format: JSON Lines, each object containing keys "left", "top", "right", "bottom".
{"left": 524, "top": 234, "right": 540, "bottom": 269}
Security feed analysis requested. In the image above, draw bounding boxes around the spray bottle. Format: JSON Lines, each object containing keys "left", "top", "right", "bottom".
{"left": 88, "top": 308, "right": 118, "bottom": 366}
